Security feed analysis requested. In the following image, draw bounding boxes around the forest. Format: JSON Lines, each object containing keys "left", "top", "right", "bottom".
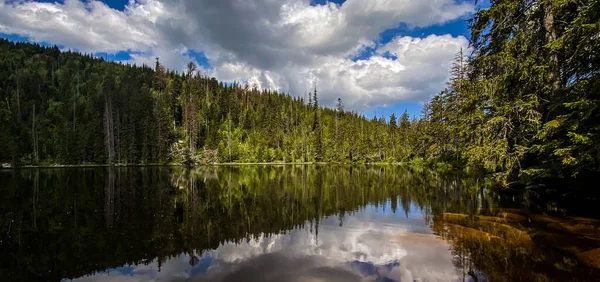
{"left": 0, "top": 38, "right": 418, "bottom": 166}
{"left": 0, "top": 0, "right": 599, "bottom": 185}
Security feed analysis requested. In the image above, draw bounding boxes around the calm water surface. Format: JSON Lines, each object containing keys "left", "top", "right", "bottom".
{"left": 1, "top": 166, "right": 599, "bottom": 282}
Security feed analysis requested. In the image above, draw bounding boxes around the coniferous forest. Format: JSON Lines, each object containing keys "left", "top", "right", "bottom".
{"left": 0, "top": 39, "right": 407, "bottom": 166}
{"left": 1, "top": 0, "right": 599, "bottom": 186}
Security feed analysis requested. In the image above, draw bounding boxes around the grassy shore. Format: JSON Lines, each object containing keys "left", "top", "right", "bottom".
{"left": 1, "top": 162, "right": 411, "bottom": 169}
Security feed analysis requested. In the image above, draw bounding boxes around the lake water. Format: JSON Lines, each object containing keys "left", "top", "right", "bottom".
{"left": 1, "top": 166, "right": 599, "bottom": 281}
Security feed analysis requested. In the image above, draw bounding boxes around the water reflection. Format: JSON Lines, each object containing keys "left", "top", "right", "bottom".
{"left": 66, "top": 206, "right": 457, "bottom": 282}
{"left": 0, "top": 166, "right": 599, "bottom": 282}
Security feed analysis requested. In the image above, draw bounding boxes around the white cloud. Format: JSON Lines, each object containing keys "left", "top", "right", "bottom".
{"left": 0, "top": 0, "right": 157, "bottom": 52}
{"left": 0, "top": 0, "right": 473, "bottom": 111}
{"left": 211, "top": 34, "right": 467, "bottom": 109}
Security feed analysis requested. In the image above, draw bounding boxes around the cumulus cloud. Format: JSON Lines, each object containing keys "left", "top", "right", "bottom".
{"left": 0, "top": 0, "right": 156, "bottom": 52}
{"left": 210, "top": 34, "right": 467, "bottom": 109}
{"left": 0, "top": 0, "right": 472, "bottom": 110}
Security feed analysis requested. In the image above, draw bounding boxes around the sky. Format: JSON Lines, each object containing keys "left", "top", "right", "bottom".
{"left": 0, "top": 0, "right": 477, "bottom": 118}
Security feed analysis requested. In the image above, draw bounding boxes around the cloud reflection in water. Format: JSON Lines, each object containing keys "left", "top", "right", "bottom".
{"left": 68, "top": 205, "right": 458, "bottom": 282}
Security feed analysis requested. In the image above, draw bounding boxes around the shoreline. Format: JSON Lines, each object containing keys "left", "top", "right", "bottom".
{"left": 0, "top": 162, "right": 409, "bottom": 169}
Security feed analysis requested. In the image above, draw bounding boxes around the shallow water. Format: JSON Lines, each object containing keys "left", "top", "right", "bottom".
{"left": 1, "top": 166, "right": 599, "bottom": 281}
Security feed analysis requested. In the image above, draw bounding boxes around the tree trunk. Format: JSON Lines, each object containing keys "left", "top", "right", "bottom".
{"left": 543, "top": 1, "right": 560, "bottom": 91}
{"left": 74, "top": 71, "right": 78, "bottom": 132}
{"left": 104, "top": 95, "right": 115, "bottom": 165}
{"left": 115, "top": 112, "right": 121, "bottom": 163}
{"left": 205, "top": 75, "right": 209, "bottom": 106}
{"left": 228, "top": 117, "right": 231, "bottom": 161}
{"left": 32, "top": 104, "right": 38, "bottom": 164}
{"left": 16, "top": 77, "right": 21, "bottom": 118}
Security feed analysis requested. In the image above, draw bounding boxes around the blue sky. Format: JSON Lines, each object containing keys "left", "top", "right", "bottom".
{"left": 363, "top": 12, "right": 470, "bottom": 119}
{"left": 0, "top": 0, "right": 475, "bottom": 118}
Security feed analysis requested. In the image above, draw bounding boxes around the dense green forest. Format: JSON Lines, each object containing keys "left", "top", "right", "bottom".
{"left": 0, "top": 38, "right": 416, "bottom": 166}
{"left": 1, "top": 0, "right": 599, "bottom": 184}
{"left": 423, "top": 0, "right": 600, "bottom": 183}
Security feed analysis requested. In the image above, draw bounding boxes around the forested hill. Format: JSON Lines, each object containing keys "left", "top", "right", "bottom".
{"left": 0, "top": 38, "right": 411, "bottom": 166}
{"left": 1, "top": 0, "right": 599, "bottom": 187}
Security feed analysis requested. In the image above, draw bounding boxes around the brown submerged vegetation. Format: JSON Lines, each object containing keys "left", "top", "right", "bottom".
{"left": 432, "top": 210, "right": 600, "bottom": 281}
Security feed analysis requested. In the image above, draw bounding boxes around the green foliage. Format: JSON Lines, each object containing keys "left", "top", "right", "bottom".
{"left": 2, "top": 0, "right": 599, "bottom": 189}
{"left": 0, "top": 39, "right": 425, "bottom": 165}
{"left": 419, "top": 0, "right": 600, "bottom": 185}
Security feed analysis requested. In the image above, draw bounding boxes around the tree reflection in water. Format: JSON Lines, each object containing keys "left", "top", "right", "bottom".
{"left": 0, "top": 166, "right": 598, "bottom": 281}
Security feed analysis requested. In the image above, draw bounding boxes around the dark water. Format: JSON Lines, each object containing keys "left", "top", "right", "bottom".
{"left": 1, "top": 166, "right": 599, "bottom": 282}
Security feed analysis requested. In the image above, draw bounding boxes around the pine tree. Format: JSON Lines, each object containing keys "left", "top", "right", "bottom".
{"left": 312, "top": 84, "right": 323, "bottom": 161}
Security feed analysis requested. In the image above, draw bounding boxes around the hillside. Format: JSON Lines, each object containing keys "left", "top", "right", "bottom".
{"left": 0, "top": 39, "right": 407, "bottom": 165}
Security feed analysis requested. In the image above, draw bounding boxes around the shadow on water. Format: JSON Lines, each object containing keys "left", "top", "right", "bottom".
{"left": 0, "top": 165, "right": 599, "bottom": 281}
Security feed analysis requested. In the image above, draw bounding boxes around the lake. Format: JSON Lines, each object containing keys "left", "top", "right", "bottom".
{"left": 1, "top": 166, "right": 599, "bottom": 281}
